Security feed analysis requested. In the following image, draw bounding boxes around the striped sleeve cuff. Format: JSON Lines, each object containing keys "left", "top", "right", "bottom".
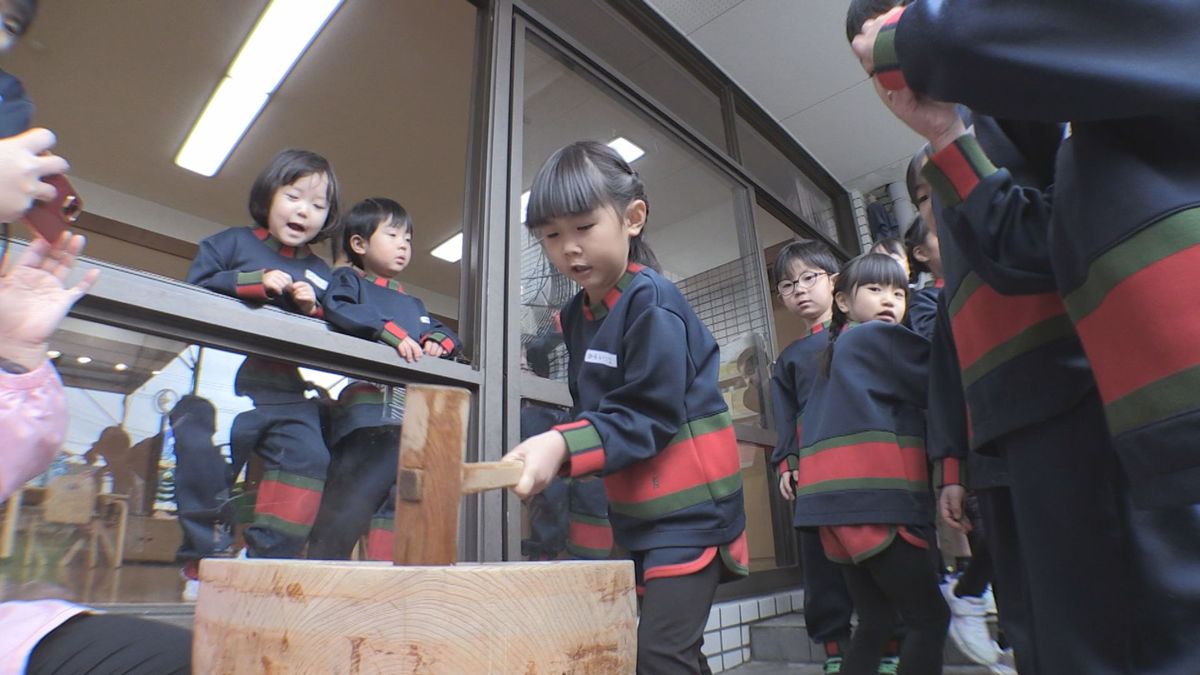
{"left": 934, "top": 457, "right": 965, "bottom": 488}
{"left": 553, "top": 419, "right": 606, "bottom": 477}
{"left": 872, "top": 6, "right": 908, "bottom": 91}
{"left": 421, "top": 331, "right": 457, "bottom": 354}
{"left": 922, "top": 134, "right": 999, "bottom": 207}
{"left": 777, "top": 455, "right": 798, "bottom": 475}
{"left": 310, "top": 305, "right": 325, "bottom": 319}
{"left": 378, "top": 321, "right": 408, "bottom": 347}
{"left": 235, "top": 270, "right": 270, "bottom": 300}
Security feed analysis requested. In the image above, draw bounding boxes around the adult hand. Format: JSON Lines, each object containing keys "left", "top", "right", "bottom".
{"left": 0, "top": 129, "right": 69, "bottom": 223}
{"left": 0, "top": 232, "right": 98, "bottom": 370}
{"left": 422, "top": 340, "right": 446, "bottom": 358}
{"left": 849, "top": 6, "right": 903, "bottom": 76}
{"left": 261, "top": 269, "right": 292, "bottom": 297}
{"left": 872, "top": 80, "right": 967, "bottom": 153}
{"left": 503, "top": 430, "right": 568, "bottom": 499}
{"left": 939, "top": 484, "right": 972, "bottom": 533}
{"left": 395, "top": 336, "right": 423, "bottom": 363}
{"left": 289, "top": 280, "right": 318, "bottom": 316}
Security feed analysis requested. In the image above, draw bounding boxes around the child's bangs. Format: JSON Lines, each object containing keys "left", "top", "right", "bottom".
{"left": 525, "top": 148, "right": 610, "bottom": 228}
{"left": 851, "top": 253, "right": 909, "bottom": 291}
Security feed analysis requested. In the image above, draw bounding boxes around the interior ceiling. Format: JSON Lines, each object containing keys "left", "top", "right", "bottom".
{"left": 522, "top": 42, "right": 741, "bottom": 279}
{"left": 645, "top": 0, "right": 923, "bottom": 194}
{"left": 5, "top": 0, "right": 477, "bottom": 299}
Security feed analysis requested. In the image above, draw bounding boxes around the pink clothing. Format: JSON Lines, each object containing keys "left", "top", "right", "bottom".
{"left": 1, "top": 361, "right": 83, "bottom": 673}
{"left": 0, "top": 361, "right": 67, "bottom": 502}
{"left": 0, "top": 600, "right": 88, "bottom": 674}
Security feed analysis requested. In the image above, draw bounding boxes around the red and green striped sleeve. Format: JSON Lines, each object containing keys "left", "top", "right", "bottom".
{"left": 871, "top": 5, "right": 909, "bottom": 91}
{"left": 922, "top": 134, "right": 999, "bottom": 207}
{"left": 554, "top": 419, "right": 606, "bottom": 477}
{"left": 235, "top": 269, "right": 271, "bottom": 300}
{"left": 933, "top": 457, "right": 965, "bottom": 488}
{"left": 378, "top": 321, "right": 409, "bottom": 348}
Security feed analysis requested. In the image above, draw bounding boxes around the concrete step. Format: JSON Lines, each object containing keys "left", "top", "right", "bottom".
{"left": 748, "top": 612, "right": 1005, "bottom": 667}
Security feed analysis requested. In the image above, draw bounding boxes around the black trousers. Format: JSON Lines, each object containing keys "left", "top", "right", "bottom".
{"left": 798, "top": 528, "right": 854, "bottom": 645}
{"left": 27, "top": 614, "right": 192, "bottom": 675}
{"left": 839, "top": 537, "right": 949, "bottom": 675}
{"left": 307, "top": 426, "right": 400, "bottom": 560}
{"left": 974, "top": 486, "right": 1038, "bottom": 675}
{"left": 637, "top": 555, "right": 722, "bottom": 675}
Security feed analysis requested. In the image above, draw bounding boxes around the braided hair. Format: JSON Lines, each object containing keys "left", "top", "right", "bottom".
{"left": 524, "top": 140, "right": 660, "bottom": 272}
{"left": 821, "top": 253, "right": 910, "bottom": 376}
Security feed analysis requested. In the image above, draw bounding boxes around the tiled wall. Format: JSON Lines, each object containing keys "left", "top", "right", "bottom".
{"left": 701, "top": 588, "right": 804, "bottom": 673}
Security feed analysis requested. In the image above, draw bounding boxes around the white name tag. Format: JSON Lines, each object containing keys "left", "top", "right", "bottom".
{"left": 305, "top": 269, "right": 329, "bottom": 291}
{"left": 584, "top": 349, "right": 618, "bottom": 368}
{"left": 420, "top": 316, "right": 431, "bottom": 324}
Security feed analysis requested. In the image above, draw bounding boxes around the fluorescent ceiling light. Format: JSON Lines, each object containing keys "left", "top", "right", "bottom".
{"left": 431, "top": 231, "right": 464, "bottom": 263}
{"left": 607, "top": 137, "right": 645, "bottom": 163}
{"left": 520, "top": 191, "right": 530, "bottom": 223}
{"left": 76, "top": 356, "right": 92, "bottom": 364}
{"left": 175, "top": 0, "right": 344, "bottom": 176}
{"left": 114, "top": 363, "right": 128, "bottom": 371}
{"left": 46, "top": 350, "right": 61, "bottom": 359}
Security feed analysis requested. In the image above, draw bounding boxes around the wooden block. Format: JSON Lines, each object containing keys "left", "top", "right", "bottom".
{"left": 193, "top": 558, "right": 637, "bottom": 674}
{"left": 393, "top": 384, "right": 470, "bottom": 566}
{"left": 460, "top": 461, "right": 523, "bottom": 495}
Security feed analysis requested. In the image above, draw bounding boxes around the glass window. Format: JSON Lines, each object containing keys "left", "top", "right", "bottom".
{"left": 5, "top": 0, "right": 476, "bottom": 338}
{"left": 3, "top": 317, "right": 408, "bottom": 604}
{"left": 520, "top": 0, "right": 727, "bottom": 152}
{"left": 737, "top": 117, "right": 840, "bottom": 243}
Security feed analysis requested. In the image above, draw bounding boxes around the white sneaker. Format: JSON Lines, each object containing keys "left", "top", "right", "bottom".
{"left": 942, "top": 582, "right": 1002, "bottom": 666}
{"left": 982, "top": 584, "right": 998, "bottom": 615}
{"left": 182, "top": 578, "right": 200, "bottom": 602}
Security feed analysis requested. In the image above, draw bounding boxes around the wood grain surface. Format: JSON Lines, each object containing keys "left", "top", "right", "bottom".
{"left": 193, "top": 558, "right": 637, "bottom": 674}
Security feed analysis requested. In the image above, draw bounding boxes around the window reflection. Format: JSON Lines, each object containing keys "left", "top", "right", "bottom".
{"left": 0, "top": 316, "right": 411, "bottom": 605}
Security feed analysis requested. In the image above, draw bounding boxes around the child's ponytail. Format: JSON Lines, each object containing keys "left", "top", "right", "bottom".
{"left": 821, "top": 302, "right": 849, "bottom": 377}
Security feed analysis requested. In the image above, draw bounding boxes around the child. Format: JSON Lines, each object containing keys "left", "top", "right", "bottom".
{"left": 901, "top": 192, "right": 941, "bottom": 339}
{"left": 187, "top": 148, "right": 340, "bottom": 317}
{"left": 170, "top": 394, "right": 232, "bottom": 602}
{"left": 312, "top": 198, "right": 462, "bottom": 560}
{"left": 794, "top": 253, "right": 948, "bottom": 675}
{"left": 0, "top": 0, "right": 36, "bottom": 137}
{"left": 187, "top": 149, "right": 341, "bottom": 559}
{"left": 769, "top": 239, "right": 862, "bottom": 672}
{"left": 504, "top": 140, "right": 747, "bottom": 674}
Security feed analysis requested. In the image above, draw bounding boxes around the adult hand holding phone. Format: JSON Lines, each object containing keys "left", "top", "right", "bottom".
{"left": 0, "top": 128, "right": 69, "bottom": 223}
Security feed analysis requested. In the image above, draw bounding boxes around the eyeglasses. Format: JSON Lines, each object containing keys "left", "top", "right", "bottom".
{"left": 777, "top": 271, "right": 827, "bottom": 296}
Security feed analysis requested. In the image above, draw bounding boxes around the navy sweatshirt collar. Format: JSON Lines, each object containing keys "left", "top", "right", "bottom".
{"left": 252, "top": 226, "right": 312, "bottom": 259}
{"left": 582, "top": 262, "right": 645, "bottom": 321}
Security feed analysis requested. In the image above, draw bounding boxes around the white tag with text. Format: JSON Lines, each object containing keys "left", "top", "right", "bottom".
{"left": 304, "top": 269, "right": 329, "bottom": 291}
{"left": 584, "top": 349, "right": 618, "bottom": 368}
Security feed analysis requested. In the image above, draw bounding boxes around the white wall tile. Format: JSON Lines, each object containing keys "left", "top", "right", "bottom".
{"left": 721, "top": 626, "right": 742, "bottom": 650}
{"left": 703, "top": 631, "right": 722, "bottom": 656}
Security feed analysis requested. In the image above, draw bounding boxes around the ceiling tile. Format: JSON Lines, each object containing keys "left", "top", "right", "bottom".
{"left": 647, "top": 0, "right": 745, "bottom": 34}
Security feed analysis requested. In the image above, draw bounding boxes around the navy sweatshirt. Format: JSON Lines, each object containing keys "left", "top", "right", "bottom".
{"left": 0, "top": 68, "right": 32, "bottom": 137}
{"left": 769, "top": 322, "right": 830, "bottom": 475}
{"left": 794, "top": 321, "right": 933, "bottom": 528}
{"left": 322, "top": 267, "right": 461, "bottom": 355}
{"left": 551, "top": 263, "right": 746, "bottom": 552}
{"left": 187, "top": 226, "right": 332, "bottom": 316}
{"left": 876, "top": 1, "right": 1200, "bottom": 507}
{"left": 905, "top": 279, "right": 941, "bottom": 340}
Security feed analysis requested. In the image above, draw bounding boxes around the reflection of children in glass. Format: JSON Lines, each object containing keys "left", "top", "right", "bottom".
{"left": 170, "top": 394, "right": 232, "bottom": 598}
{"left": 313, "top": 198, "right": 462, "bottom": 560}
{"left": 505, "top": 141, "right": 747, "bottom": 675}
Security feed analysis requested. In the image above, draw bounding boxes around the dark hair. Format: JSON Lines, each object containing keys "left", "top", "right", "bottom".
{"left": 845, "top": 0, "right": 908, "bottom": 42}
{"left": 822, "top": 253, "right": 910, "bottom": 375}
{"left": 525, "top": 140, "right": 660, "bottom": 272}
{"left": 871, "top": 236, "right": 905, "bottom": 261}
{"left": 905, "top": 143, "right": 934, "bottom": 205}
{"left": 248, "top": 148, "right": 341, "bottom": 243}
{"left": 339, "top": 197, "right": 413, "bottom": 269}
{"left": 774, "top": 239, "right": 839, "bottom": 285}
{"left": 904, "top": 215, "right": 931, "bottom": 276}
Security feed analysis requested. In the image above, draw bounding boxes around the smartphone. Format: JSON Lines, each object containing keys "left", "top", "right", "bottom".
{"left": 22, "top": 174, "right": 82, "bottom": 242}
